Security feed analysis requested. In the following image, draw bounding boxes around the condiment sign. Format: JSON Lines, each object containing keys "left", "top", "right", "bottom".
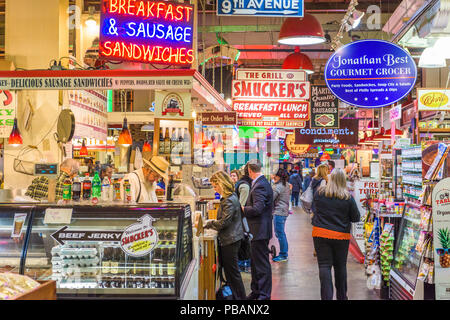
{"left": 237, "top": 119, "right": 306, "bottom": 128}
{"left": 99, "top": 0, "right": 194, "bottom": 65}
{"left": 294, "top": 118, "right": 359, "bottom": 145}
{"left": 232, "top": 101, "right": 310, "bottom": 122}
{"left": 324, "top": 40, "right": 417, "bottom": 108}
{"left": 418, "top": 89, "right": 450, "bottom": 111}
{"left": 232, "top": 80, "right": 310, "bottom": 101}
{"left": 217, "top": 0, "right": 304, "bottom": 17}
{"left": 197, "top": 112, "right": 237, "bottom": 125}
{"left": 310, "top": 86, "right": 339, "bottom": 129}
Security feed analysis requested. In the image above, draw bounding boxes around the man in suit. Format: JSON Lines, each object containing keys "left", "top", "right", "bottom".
{"left": 242, "top": 159, "right": 274, "bottom": 300}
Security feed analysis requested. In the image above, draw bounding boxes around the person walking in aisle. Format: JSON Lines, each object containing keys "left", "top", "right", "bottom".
{"left": 312, "top": 168, "right": 361, "bottom": 300}
{"left": 230, "top": 167, "right": 252, "bottom": 272}
{"left": 271, "top": 168, "right": 291, "bottom": 262}
{"left": 310, "top": 164, "right": 329, "bottom": 215}
{"left": 205, "top": 171, "right": 246, "bottom": 300}
{"left": 328, "top": 160, "right": 335, "bottom": 174}
{"left": 289, "top": 169, "right": 303, "bottom": 207}
{"left": 243, "top": 159, "right": 273, "bottom": 300}
{"left": 302, "top": 170, "right": 315, "bottom": 193}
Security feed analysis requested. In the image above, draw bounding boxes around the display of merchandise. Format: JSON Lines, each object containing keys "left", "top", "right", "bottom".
{"left": 0, "top": 273, "right": 41, "bottom": 300}
{"left": 379, "top": 224, "right": 394, "bottom": 285}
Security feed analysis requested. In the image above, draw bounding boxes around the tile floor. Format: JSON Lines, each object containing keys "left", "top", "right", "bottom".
{"left": 240, "top": 207, "right": 380, "bottom": 300}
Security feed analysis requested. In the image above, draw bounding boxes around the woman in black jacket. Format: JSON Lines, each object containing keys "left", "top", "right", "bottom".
{"left": 311, "top": 168, "right": 360, "bottom": 300}
{"left": 205, "top": 170, "right": 246, "bottom": 300}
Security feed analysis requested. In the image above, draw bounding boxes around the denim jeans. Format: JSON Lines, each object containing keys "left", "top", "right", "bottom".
{"left": 291, "top": 192, "right": 300, "bottom": 207}
{"left": 313, "top": 237, "right": 350, "bottom": 300}
{"left": 274, "top": 215, "right": 288, "bottom": 258}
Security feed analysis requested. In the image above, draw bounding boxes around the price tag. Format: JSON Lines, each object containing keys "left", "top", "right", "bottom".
{"left": 44, "top": 208, "right": 73, "bottom": 224}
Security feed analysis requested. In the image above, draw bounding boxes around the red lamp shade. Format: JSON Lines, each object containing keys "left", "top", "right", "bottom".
{"left": 143, "top": 141, "right": 152, "bottom": 152}
{"left": 320, "top": 153, "right": 331, "bottom": 161}
{"left": 278, "top": 14, "right": 325, "bottom": 46}
{"left": 282, "top": 47, "right": 314, "bottom": 74}
{"left": 118, "top": 117, "right": 132, "bottom": 146}
{"left": 79, "top": 139, "right": 88, "bottom": 156}
{"left": 372, "top": 128, "right": 390, "bottom": 141}
{"left": 385, "top": 128, "right": 403, "bottom": 136}
{"left": 8, "top": 118, "right": 23, "bottom": 146}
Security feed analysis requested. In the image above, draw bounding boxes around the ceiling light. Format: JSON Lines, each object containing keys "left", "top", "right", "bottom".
{"left": 80, "top": 139, "right": 88, "bottom": 156}
{"left": 282, "top": 47, "right": 314, "bottom": 74}
{"left": 118, "top": 117, "right": 132, "bottom": 147}
{"left": 141, "top": 123, "right": 154, "bottom": 131}
{"left": 419, "top": 47, "right": 446, "bottom": 68}
{"left": 226, "top": 98, "right": 232, "bottom": 105}
{"left": 8, "top": 118, "right": 23, "bottom": 147}
{"left": 278, "top": 14, "right": 326, "bottom": 46}
{"left": 142, "top": 141, "right": 152, "bottom": 152}
{"left": 433, "top": 38, "right": 450, "bottom": 59}
{"left": 349, "top": 10, "right": 365, "bottom": 28}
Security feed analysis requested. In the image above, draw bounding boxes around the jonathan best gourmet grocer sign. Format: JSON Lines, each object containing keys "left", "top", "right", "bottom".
{"left": 325, "top": 40, "right": 417, "bottom": 108}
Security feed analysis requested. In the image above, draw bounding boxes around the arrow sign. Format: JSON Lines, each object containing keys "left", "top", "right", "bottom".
{"left": 232, "top": 9, "right": 298, "bottom": 15}
{"left": 51, "top": 226, "right": 123, "bottom": 245}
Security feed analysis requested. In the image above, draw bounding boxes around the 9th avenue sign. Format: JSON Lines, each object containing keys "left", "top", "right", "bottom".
{"left": 217, "top": 0, "right": 304, "bottom": 17}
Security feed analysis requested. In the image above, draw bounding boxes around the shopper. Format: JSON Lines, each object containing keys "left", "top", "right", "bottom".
{"left": 230, "top": 169, "right": 251, "bottom": 206}
{"left": 302, "top": 170, "right": 315, "bottom": 193}
{"left": 310, "top": 164, "right": 329, "bottom": 215}
{"left": 272, "top": 168, "right": 290, "bottom": 262}
{"left": 243, "top": 159, "right": 273, "bottom": 300}
{"left": 125, "top": 154, "right": 169, "bottom": 203}
{"left": 205, "top": 171, "right": 246, "bottom": 300}
{"left": 312, "top": 168, "right": 361, "bottom": 300}
{"left": 100, "top": 164, "right": 113, "bottom": 183}
{"left": 328, "top": 160, "right": 335, "bottom": 173}
{"left": 25, "top": 158, "right": 80, "bottom": 201}
{"left": 289, "top": 169, "right": 303, "bottom": 207}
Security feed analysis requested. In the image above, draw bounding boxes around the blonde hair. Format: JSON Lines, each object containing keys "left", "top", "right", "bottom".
{"left": 210, "top": 171, "right": 235, "bottom": 197}
{"left": 318, "top": 168, "right": 350, "bottom": 200}
{"left": 314, "top": 164, "right": 329, "bottom": 181}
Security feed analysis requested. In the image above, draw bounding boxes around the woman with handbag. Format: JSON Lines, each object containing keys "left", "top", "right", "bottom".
{"left": 312, "top": 168, "right": 361, "bottom": 300}
{"left": 205, "top": 171, "right": 246, "bottom": 300}
{"left": 272, "top": 168, "right": 291, "bottom": 262}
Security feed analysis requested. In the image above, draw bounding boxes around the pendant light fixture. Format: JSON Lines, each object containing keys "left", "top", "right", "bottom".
{"left": 278, "top": 14, "right": 325, "bottom": 46}
{"left": 118, "top": 91, "right": 133, "bottom": 147}
{"left": 79, "top": 139, "right": 88, "bottom": 156}
{"left": 419, "top": 47, "right": 446, "bottom": 68}
{"left": 142, "top": 131, "right": 152, "bottom": 152}
{"left": 282, "top": 47, "right": 314, "bottom": 74}
{"left": 8, "top": 117, "right": 23, "bottom": 146}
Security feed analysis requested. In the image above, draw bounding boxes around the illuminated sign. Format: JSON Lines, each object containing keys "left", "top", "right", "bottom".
{"left": 324, "top": 40, "right": 417, "bottom": 108}
{"left": 418, "top": 89, "right": 450, "bottom": 111}
{"left": 99, "top": 0, "right": 195, "bottom": 65}
{"left": 232, "top": 80, "right": 310, "bottom": 101}
{"left": 295, "top": 119, "right": 359, "bottom": 145}
{"left": 217, "top": 0, "right": 304, "bottom": 17}
{"left": 311, "top": 86, "right": 339, "bottom": 129}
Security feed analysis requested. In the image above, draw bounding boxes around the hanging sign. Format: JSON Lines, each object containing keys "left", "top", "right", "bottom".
{"left": 311, "top": 86, "right": 339, "bottom": 129}
{"left": 294, "top": 119, "right": 359, "bottom": 145}
{"left": 324, "top": 40, "right": 417, "bottom": 108}
{"left": 432, "top": 178, "right": 450, "bottom": 299}
{"left": 197, "top": 112, "right": 237, "bottom": 125}
{"left": 233, "top": 101, "right": 310, "bottom": 122}
{"left": 236, "top": 69, "right": 306, "bottom": 81}
{"left": 418, "top": 89, "right": 450, "bottom": 111}
{"left": 232, "top": 80, "right": 310, "bottom": 101}
{"left": 99, "top": 0, "right": 195, "bottom": 65}
{"left": 237, "top": 119, "right": 306, "bottom": 128}
{"left": 217, "top": 0, "right": 304, "bottom": 17}
{"left": 285, "top": 134, "right": 309, "bottom": 155}
{"left": 155, "top": 91, "right": 192, "bottom": 119}
{"left": 0, "top": 90, "right": 15, "bottom": 138}
{"left": 390, "top": 104, "right": 402, "bottom": 121}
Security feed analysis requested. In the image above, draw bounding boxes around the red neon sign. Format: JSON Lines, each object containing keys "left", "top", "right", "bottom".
{"left": 100, "top": 0, "right": 194, "bottom": 65}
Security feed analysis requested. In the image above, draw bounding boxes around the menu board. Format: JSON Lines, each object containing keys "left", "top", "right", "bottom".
{"left": 69, "top": 90, "right": 108, "bottom": 141}
{"left": 310, "top": 86, "right": 339, "bottom": 129}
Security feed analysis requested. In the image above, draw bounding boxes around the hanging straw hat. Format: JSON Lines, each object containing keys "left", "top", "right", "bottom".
{"left": 142, "top": 154, "right": 170, "bottom": 181}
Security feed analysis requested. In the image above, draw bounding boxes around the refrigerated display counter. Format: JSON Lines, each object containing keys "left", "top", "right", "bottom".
{"left": 0, "top": 203, "right": 196, "bottom": 299}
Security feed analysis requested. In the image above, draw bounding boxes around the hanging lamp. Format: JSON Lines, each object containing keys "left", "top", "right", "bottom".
{"left": 8, "top": 117, "right": 23, "bottom": 146}
{"left": 278, "top": 14, "right": 325, "bottom": 46}
{"left": 385, "top": 128, "right": 403, "bottom": 136}
{"left": 419, "top": 47, "right": 446, "bottom": 68}
{"left": 118, "top": 91, "right": 133, "bottom": 147}
{"left": 79, "top": 139, "right": 88, "bottom": 156}
{"left": 282, "top": 47, "right": 314, "bottom": 74}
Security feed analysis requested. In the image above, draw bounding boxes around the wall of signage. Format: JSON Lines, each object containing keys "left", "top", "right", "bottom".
{"left": 99, "top": 0, "right": 195, "bottom": 65}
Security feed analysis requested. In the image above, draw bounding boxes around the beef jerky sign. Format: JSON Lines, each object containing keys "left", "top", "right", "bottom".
{"left": 311, "top": 86, "right": 339, "bottom": 129}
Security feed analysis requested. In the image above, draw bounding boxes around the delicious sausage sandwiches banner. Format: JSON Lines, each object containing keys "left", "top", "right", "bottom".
{"left": 294, "top": 118, "right": 359, "bottom": 145}
{"left": 231, "top": 69, "right": 310, "bottom": 127}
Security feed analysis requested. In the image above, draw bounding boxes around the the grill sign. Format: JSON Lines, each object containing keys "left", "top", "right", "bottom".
{"left": 232, "top": 80, "right": 310, "bottom": 101}
{"left": 121, "top": 215, "right": 158, "bottom": 257}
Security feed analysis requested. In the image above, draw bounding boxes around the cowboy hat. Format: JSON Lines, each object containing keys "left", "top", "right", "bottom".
{"left": 143, "top": 155, "right": 170, "bottom": 181}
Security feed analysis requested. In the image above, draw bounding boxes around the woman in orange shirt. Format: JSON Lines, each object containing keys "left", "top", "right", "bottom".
{"left": 312, "top": 168, "right": 360, "bottom": 300}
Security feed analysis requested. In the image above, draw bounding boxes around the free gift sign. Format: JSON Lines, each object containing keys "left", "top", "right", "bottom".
{"left": 99, "top": 0, "right": 195, "bottom": 65}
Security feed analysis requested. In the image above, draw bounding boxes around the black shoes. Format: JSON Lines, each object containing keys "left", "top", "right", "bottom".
{"left": 246, "top": 292, "right": 259, "bottom": 300}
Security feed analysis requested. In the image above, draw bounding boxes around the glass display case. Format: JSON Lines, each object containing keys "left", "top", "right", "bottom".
{"left": 0, "top": 203, "right": 194, "bottom": 299}
{"left": 0, "top": 204, "right": 34, "bottom": 274}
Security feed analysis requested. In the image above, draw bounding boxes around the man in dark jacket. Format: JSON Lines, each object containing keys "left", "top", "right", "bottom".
{"left": 289, "top": 170, "right": 303, "bottom": 207}
{"left": 243, "top": 159, "right": 273, "bottom": 300}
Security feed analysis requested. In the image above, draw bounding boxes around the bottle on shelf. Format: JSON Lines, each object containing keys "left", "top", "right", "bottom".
{"left": 171, "top": 128, "right": 178, "bottom": 153}
{"left": 82, "top": 173, "right": 92, "bottom": 201}
{"left": 62, "top": 177, "right": 72, "bottom": 202}
{"left": 91, "top": 171, "right": 101, "bottom": 204}
{"left": 101, "top": 176, "right": 111, "bottom": 202}
{"left": 164, "top": 128, "right": 171, "bottom": 155}
{"left": 72, "top": 177, "right": 81, "bottom": 202}
{"left": 124, "top": 179, "right": 131, "bottom": 203}
{"left": 159, "top": 129, "right": 165, "bottom": 154}
{"left": 113, "top": 178, "right": 122, "bottom": 201}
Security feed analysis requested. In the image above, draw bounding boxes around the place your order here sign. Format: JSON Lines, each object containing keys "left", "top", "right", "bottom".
{"left": 325, "top": 40, "right": 417, "bottom": 108}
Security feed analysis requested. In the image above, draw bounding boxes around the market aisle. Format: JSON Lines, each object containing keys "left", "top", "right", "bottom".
{"left": 241, "top": 207, "right": 380, "bottom": 300}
